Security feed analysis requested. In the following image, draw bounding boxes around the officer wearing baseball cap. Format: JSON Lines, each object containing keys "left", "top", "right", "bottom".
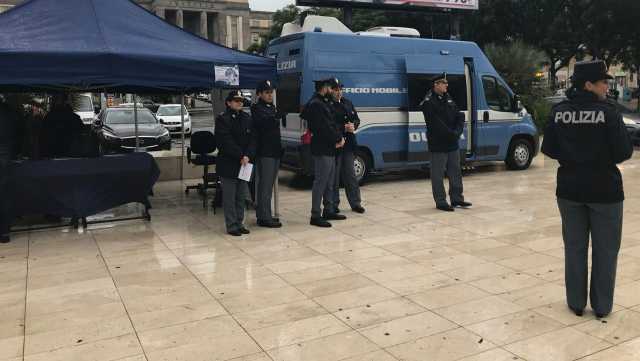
{"left": 215, "top": 90, "right": 257, "bottom": 236}
{"left": 421, "top": 72, "right": 471, "bottom": 212}
{"left": 302, "top": 77, "right": 346, "bottom": 227}
{"left": 252, "top": 80, "right": 285, "bottom": 228}
{"left": 542, "top": 60, "right": 633, "bottom": 318}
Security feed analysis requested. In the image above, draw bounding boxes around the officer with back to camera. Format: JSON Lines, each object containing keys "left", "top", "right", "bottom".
{"left": 215, "top": 90, "right": 257, "bottom": 237}
{"left": 542, "top": 60, "right": 633, "bottom": 319}
{"left": 421, "top": 73, "right": 472, "bottom": 212}
{"left": 252, "top": 80, "right": 285, "bottom": 228}
{"left": 302, "top": 78, "right": 346, "bottom": 227}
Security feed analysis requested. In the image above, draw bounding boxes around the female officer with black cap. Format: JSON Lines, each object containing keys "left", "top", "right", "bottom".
{"left": 215, "top": 90, "right": 257, "bottom": 236}
{"left": 542, "top": 60, "right": 633, "bottom": 318}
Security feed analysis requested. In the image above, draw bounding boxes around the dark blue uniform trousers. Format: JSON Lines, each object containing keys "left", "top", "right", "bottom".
{"left": 557, "top": 198, "right": 623, "bottom": 315}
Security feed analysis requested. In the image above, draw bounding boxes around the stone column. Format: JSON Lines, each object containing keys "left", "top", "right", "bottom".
{"left": 155, "top": 7, "right": 165, "bottom": 19}
{"left": 237, "top": 16, "right": 243, "bottom": 50}
{"left": 226, "top": 16, "right": 233, "bottom": 47}
{"left": 200, "top": 11, "right": 208, "bottom": 39}
{"left": 176, "top": 9, "right": 184, "bottom": 28}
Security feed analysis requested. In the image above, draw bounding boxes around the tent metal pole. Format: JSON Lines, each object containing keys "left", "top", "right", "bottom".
{"left": 134, "top": 94, "right": 139, "bottom": 151}
{"left": 180, "top": 92, "right": 185, "bottom": 180}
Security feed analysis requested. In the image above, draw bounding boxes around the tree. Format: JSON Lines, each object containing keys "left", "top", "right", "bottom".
{"left": 484, "top": 41, "right": 546, "bottom": 95}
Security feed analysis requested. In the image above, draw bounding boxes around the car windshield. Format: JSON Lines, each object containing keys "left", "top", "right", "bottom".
{"left": 73, "top": 95, "right": 93, "bottom": 112}
{"left": 106, "top": 109, "right": 157, "bottom": 124}
{"left": 156, "top": 106, "right": 185, "bottom": 116}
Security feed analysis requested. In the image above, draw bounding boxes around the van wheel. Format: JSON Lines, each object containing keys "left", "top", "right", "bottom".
{"left": 506, "top": 138, "right": 533, "bottom": 170}
{"left": 354, "top": 150, "right": 371, "bottom": 185}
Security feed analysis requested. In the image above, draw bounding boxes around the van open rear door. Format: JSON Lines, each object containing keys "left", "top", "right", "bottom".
{"left": 405, "top": 54, "right": 475, "bottom": 161}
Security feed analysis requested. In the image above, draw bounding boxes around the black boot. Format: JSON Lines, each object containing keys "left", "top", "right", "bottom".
{"left": 323, "top": 213, "right": 347, "bottom": 220}
{"left": 452, "top": 201, "right": 473, "bottom": 208}
{"left": 436, "top": 204, "right": 455, "bottom": 212}
{"left": 351, "top": 206, "right": 366, "bottom": 214}
{"left": 310, "top": 217, "right": 332, "bottom": 228}
{"left": 0, "top": 234, "right": 9, "bottom": 244}
{"left": 569, "top": 306, "right": 584, "bottom": 317}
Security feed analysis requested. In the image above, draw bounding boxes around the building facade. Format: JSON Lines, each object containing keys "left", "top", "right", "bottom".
{"left": 249, "top": 11, "right": 273, "bottom": 46}
{"left": 135, "top": 0, "right": 272, "bottom": 51}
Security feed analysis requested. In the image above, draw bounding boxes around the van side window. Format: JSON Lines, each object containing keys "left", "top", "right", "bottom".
{"left": 408, "top": 74, "right": 468, "bottom": 112}
{"left": 482, "top": 76, "right": 512, "bottom": 112}
{"left": 277, "top": 73, "right": 302, "bottom": 113}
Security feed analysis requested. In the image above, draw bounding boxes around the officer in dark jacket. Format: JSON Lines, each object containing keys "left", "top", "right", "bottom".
{"left": 331, "top": 82, "right": 365, "bottom": 214}
{"left": 542, "top": 60, "right": 633, "bottom": 318}
{"left": 252, "top": 80, "right": 285, "bottom": 228}
{"left": 0, "top": 97, "right": 17, "bottom": 243}
{"left": 421, "top": 73, "right": 472, "bottom": 211}
{"left": 302, "top": 78, "right": 346, "bottom": 227}
{"left": 215, "top": 90, "right": 257, "bottom": 236}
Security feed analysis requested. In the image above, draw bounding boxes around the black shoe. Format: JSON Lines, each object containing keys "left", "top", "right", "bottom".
{"left": 240, "top": 227, "right": 250, "bottom": 234}
{"left": 227, "top": 230, "right": 242, "bottom": 237}
{"left": 452, "top": 201, "right": 473, "bottom": 208}
{"left": 595, "top": 312, "right": 608, "bottom": 319}
{"left": 569, "top": 307, "right": 584, "bottom": 317}
{"left": 272, "top": 217, "right": 280, "bottom": 223}
{"left": 436, "top": 204, "right": 455, "bottom": 212}
{"left": 351, "top": 206, "right": 365, "bottom": 214}
{"left": 310, "top": 217, "right": 332, "bottom": 228}
{"left": 323, "top": 213, "right": 347, "bottom": 220}
{"left": 0, "top": 234, "right": 9, "bottom": 244}
{"left": 257, "top": 219, "right": 282, "bottom": 228}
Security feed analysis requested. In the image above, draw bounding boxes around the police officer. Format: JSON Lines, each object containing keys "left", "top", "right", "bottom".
{"left": 302, "top": 78, "right": 346, "bottom": 227}
{"left": 215, "top": 90, "right": 257, "bottom": 236}
{"left": 421, "top": 73, "right": 472, "bottom": 211}
{"left": 542, "top": 60, "right": 633, "bottom": 318}
{"left": 331, "top": 81, "right": 365, "bottom": 214}
{"left": 252, "top": 80, "right": 284, "bottom": 228}
{"left": 0, "top": 96, "right": 16, "bottom": 243}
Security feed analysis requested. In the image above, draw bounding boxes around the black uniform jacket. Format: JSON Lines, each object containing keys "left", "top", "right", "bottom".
{"left": 302, "top": 93, "right": 342, "bottom": 157}
{"left": 333, "top": 97, "right": 360, "bottom": 153}
{"left": 215, "top": 107, "right": 257, "bottom": 179}
{"left": 420, "top": 91, "right": 465, "bottom": 153}
{"left": 541, "top": 89, "right": 633, "bottom": 203}
{"left": 251, "top": 99, "right": 284, "bottom": 158}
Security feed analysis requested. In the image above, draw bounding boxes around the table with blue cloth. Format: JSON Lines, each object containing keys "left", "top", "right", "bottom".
{"left": 9, "top": 152, "right": 160, "bottom": 229}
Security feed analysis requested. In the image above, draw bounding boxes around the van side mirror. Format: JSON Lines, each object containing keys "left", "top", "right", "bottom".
{"left": 513, "top": 95, "right": 523, "bottom": 112}
{"left": 94, "top": 105, "right": 101, "bottom": 114}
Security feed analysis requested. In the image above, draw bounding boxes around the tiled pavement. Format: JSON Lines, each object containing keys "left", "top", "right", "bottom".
{"left": 3, "top": 153, "right": 640, "bottom": 361}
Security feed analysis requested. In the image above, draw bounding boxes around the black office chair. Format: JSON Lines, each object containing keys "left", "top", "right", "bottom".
{"left": 185, "top": 131, "right": 219, "bottom": 212}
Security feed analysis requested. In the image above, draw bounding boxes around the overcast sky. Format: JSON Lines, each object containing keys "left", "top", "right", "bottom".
{"left": 249, "top": 0, "right": 295, "bottom": 11}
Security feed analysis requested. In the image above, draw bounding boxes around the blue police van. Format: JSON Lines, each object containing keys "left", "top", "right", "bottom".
{"left": 266, "top": 16, "right": 539, "bottom": 183}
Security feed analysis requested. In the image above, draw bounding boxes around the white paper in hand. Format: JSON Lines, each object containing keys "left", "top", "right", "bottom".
{"left": 238, "top": 163, "right": 253, "bottom": 182}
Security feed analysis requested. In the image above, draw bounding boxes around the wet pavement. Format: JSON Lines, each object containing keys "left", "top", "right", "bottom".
{"left": 3, "top": 152, "right": 640, "bottom": 361}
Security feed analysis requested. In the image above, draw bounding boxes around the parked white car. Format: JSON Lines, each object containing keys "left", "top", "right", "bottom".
{"left": 73, "top": 93, "right": 97, "bottom": 125}
{"left": 155, "top": 104, "right": 192, "bottom": 136}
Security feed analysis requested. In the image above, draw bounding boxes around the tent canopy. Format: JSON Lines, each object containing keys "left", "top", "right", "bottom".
{"left": 0, "top": 0, "right": 275, "bottom": 92}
